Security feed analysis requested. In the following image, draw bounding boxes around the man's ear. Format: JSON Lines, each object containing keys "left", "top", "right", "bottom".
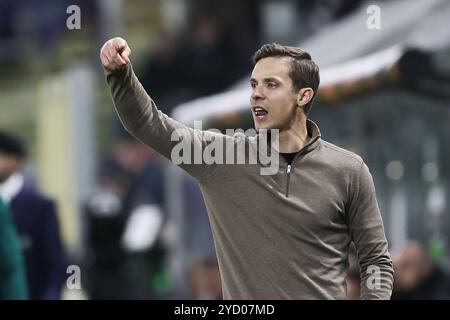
{"left": 297, "top": 87, "right": 314, "bottom": 107}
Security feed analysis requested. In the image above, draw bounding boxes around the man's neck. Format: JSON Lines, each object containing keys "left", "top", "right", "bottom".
{"left": 272, "top": 119, "right": 309, "bottom": 154}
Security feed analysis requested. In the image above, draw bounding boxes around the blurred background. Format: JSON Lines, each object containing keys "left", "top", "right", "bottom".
{"left": 0, "top": 0, "right": 450, "bottom": 300}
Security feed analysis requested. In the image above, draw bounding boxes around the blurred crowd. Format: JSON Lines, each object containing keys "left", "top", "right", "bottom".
{"left": 82, "top": 137, "right": 173, "bottom": 299}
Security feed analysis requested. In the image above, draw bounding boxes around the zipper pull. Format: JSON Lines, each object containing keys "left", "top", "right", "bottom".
{"left": 285, "top": 165, "right": 292, "bottom": 197}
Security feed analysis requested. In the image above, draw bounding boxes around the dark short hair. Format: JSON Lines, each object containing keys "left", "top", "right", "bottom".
{"left": 0, "top": 131, "right": 26, "bottom": 158}
{"left": 252, "top": 43, "right": 320, "bottom": 115}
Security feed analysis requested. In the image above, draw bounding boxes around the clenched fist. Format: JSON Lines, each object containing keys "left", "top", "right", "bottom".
{"left": 100, "top": 37, "right": 131, "bottom": 71}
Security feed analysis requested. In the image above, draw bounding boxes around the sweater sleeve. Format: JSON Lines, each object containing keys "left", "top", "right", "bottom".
{"left": 346, "top": 162, "right": 394, "bottom": 300}
{"left": 105, "top": 64, "right": 226, "bottom": 181}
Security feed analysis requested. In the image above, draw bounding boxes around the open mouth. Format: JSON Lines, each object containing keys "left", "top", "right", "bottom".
{"left": 252, "top": 106, "right": 268, "bottom": 118}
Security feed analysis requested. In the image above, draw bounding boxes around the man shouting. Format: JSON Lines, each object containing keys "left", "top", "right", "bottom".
{"left": 100, "top": 37, "right": 393, "bottom": 299}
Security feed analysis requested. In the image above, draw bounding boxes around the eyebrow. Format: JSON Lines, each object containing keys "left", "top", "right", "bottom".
{"left": 249, "top": 77, "right": 281, "bottom": 83}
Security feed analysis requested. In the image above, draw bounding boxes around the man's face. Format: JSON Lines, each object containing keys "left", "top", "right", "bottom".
{"left": 250, "top": 57, "right": 299, "bottom": 131}
{"left": 0, "top": 152, "right": 20, "bottom": 183}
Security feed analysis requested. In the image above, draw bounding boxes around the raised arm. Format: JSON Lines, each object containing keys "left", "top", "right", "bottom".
{"left": 100, "top": 37, "right": 225, "bottom": 181}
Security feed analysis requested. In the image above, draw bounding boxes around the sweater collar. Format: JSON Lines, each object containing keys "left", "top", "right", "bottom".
{"left": 255, "top": 119, "right": 322, "bottom": 170}
{"left": 267, "top": 119, "right": 321, "bottom": 155}
{"left": 301, "top": 119, "right": 321, "bottom": 155}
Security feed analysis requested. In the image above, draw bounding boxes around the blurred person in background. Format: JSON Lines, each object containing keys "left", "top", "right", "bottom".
{"left": 392, "top": 240, "right": 450, "bottom": 300}
{"left": 83, "top": 156, "right": 130, "bottom": 299}
{"left": 100, "top": 38, "right": 393, "bottom": 299}
{"left": 0, "top": 194, "right": 28, "bottom": 299}
{"left": 84, "top": 139, "right": 173, "bottom": 299}
{"left": 118, "top": 144, "right": 173, "bottom": 299}
{"left": 0, "top": 131, "right": 66, "bottom": 300}
{"left": 187, "top": 256, "right": 222, "bottom": 300}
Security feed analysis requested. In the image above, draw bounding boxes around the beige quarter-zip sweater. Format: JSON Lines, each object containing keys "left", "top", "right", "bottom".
{"left": 105, "top": 64, "right": 394, "bottom": 300}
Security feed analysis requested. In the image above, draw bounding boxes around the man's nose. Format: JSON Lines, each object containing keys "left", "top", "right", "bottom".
{"left": 251, "top": 86, "right": 264, "bottom": 101}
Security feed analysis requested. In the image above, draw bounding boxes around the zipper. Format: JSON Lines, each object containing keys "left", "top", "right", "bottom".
{"left": 282, "top": 135, "right": 319, "bottom": 198}
{"left": 285, "top": 164, "right": 292, "bottom": 197}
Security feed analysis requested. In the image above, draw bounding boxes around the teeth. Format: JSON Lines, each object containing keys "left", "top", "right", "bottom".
{"left": 253, "top": 107, "right": 267, "bottom": 112}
